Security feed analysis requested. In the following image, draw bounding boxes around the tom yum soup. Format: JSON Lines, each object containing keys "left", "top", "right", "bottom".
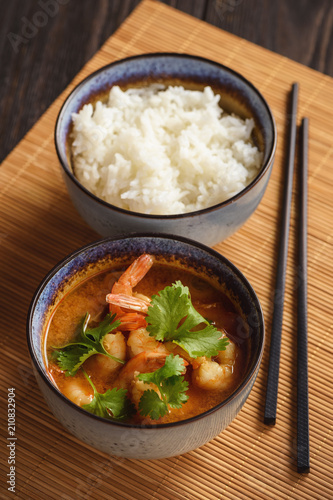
{"left": 45, "top": 254, "right": 249, "bottom": 424}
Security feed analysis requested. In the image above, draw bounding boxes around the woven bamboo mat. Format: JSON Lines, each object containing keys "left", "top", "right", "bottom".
{"left": 1, "top": 0, "right": 332, "bottom": 498}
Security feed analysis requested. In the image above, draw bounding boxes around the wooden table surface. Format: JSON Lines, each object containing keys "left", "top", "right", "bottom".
{"left": 1, "top": 0, "right": 333, "bottom": 163}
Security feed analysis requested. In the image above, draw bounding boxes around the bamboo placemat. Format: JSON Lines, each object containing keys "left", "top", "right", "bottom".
{"left": 1, "top": 1, "right": 332, "bottom": 498}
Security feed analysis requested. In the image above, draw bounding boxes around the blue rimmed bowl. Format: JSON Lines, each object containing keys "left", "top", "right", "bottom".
{"left": 27, "top": 234, "right": 265, "bottom": 460}
{"left": 55, "top": 53, "right": 276, "bottom": 246}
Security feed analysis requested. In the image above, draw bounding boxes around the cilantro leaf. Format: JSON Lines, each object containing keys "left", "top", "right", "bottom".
{"left": 172, "top": 329, "right": 229, "bottom": 358}
{"left": 52, "top": 312, "right": 123, "bottom": 376}
{"left": 146, "top": 281, "right": 228, "bottom": 358}
{"left": 81, "top": 370, "right": 135, "bottom": 420}
{"left": 138, "top": 353, "right": 185, "bottom": 386}
{"left": 145, "top": 283, "right": 190, "bottom": 342}
{"left": 52, "top": 345, "right": 91, "bottom": 375}
{"left": 137, "top": 354, "right": 189, "bottom": 420}
{"left": 83, "top": 314, "right": 116, "bottom": 342}
{"left": 139, "top": 390, "right": 168, "bottom": 419}
{"left": 161, "top": 376, "right": 189, "bottom": 409}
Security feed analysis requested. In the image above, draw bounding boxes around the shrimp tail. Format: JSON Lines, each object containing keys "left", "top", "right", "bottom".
{"left": 113, "top": 254, "right": 155, "bottom": 294}
{"left": 109, "top": 254, "right": 155, "bottom": 318}
{"left": 117, "top": 313, "right": 147, "bottom": 331}
{"left": 106, "top": 293, "right": 150, "bottom": 313}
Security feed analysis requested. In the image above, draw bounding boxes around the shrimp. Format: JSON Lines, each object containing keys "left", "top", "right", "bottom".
{"left": 114, "top": 312, "right": 148, "bottom": 331}
{"left": 116, "top": 351, "right": 168, "bottom": 390}
{"left": 127, "top": 327, "right": 169, "bottom": 358}
{"left": 192, "top": 357, "right": 234, "bottom": 391}
{"left": 106, "top": 293, "right": 150, "bottom": 313}
{"left": 115, "top": 351, "right": 168, "bottom": 415}
{"left": 191, "top": 335, "right": 237, "bottom": 391}
{"left": 216, "top": 337, "right": 237, "bottom": 365}
{"left": 131, "top": 378, "right": 161, "bottom": 412}
{"left": 62, "top": 378, "right": 93, "bottom": 406}
{"left": 86, "top": 331, "right": 126, "bottom": 380}
{"left": 106, "top": 254, "right": 154, "bottom": 330}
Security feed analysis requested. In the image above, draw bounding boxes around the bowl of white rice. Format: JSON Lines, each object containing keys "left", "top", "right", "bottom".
{"left": 55, "top": 53, "right": 276, "bottom": 246}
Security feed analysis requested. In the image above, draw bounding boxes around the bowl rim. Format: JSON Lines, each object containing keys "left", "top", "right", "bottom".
{"left": 54, "top": 52, "right": 277, "bottom": 220}
{"left": 27, "top": 233, "right": 265, "bottom": 429}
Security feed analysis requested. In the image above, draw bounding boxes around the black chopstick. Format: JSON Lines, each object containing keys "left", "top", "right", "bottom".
{"left": 264, "top": 83, "right": 299, "bottom": 425}
{"left": 297, "top": 117, "right": 310, "bottom": 473}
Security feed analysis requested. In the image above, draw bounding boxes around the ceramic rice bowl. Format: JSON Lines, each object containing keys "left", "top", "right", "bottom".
{"left": 55, "top": 53, "right": 276, "bottom": 246}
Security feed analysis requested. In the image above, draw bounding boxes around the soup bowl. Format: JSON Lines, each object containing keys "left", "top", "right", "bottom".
{"left": 55, "top": 53, "right": 276, "bottom": 246}
{"left": 27, "top": 234, "right": 265, "bottom": 460}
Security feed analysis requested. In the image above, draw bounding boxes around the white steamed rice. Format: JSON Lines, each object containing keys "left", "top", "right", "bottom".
{"left": 71, "top": 85, "right": 262, "bottom": 215}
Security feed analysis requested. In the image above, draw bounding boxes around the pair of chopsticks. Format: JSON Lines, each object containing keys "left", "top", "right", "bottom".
{"left": 264, "top": 83, "right": 310, "bottom": 473}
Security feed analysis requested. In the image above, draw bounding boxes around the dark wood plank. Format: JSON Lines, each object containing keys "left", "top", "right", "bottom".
{"left": 1, "top": 0, "right": 333, "bottom": 162}
{"left": 205, "top": 0, "right": 333, "bottom": 74}
{"left": 0, "top": 0, "right": 141, "bottom": 162}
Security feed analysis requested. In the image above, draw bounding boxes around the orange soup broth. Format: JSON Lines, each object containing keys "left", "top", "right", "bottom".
{"left": 45, "top": 263, "right": 248, "bottom": 424}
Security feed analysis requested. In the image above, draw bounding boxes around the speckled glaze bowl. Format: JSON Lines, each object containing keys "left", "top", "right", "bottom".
{"left": 27, "top": 234, "right": 264, "bottom": 460}
{"left": 55, "top": 53, "right": 276, "bottom": 246}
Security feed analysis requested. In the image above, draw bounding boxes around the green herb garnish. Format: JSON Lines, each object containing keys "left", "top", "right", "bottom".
{"left": 137, "top": 354, "right": 189, "bottom": 420}
{"left": 52, "top": 312, "right": 123, "bottom": 376}
{"left": 81, "top": 369, "right": 135, "bottom": 420}
{"left": 146, "top": 281, "right": 229, "bottom": 357}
